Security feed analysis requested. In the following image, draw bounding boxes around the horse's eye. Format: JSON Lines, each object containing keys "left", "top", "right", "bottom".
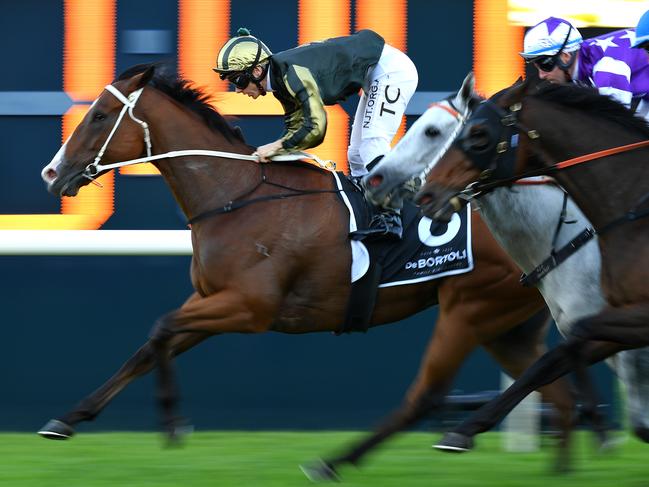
{"left": 469, "top": 129, "right": 490, "bottom": 151}
{"left": 425, "top": 127, "right": 440, "bottom": 137}
{"left": 92, "top": 112, "right": 107, "bottom": 122}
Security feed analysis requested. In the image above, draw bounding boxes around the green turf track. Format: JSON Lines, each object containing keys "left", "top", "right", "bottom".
{"left": 0, "top": 431, "right": 647, "bottom": 486}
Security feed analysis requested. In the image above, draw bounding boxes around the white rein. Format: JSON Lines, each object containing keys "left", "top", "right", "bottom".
{"left": 83, "top": 84, "right": 335, "bottom": 179}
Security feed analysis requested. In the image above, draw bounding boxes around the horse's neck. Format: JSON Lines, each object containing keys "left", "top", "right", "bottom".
{"left": 527, "top": 105, "right": 649, "bottom": 232}
{"left": 479, "top": 185, "right": 590, "bottom": 272}
{"left": 146, "top": 99, "right": 257, "bottom": 221}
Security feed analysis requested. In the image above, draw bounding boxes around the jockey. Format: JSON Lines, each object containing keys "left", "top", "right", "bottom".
{"left": 520, "top": 17, "right": 649, "bottom": 120}
{"left": 213, "top": 28, "right": 419, "bottom": 240}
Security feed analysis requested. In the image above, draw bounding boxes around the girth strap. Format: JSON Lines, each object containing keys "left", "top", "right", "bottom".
{"left": 520, "top": 227, "right": 595, "bottom": 287}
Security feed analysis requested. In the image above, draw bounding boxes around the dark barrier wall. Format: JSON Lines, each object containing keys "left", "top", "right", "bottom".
{"left": 0, "top": 0, "right": 613, "bottom": 431}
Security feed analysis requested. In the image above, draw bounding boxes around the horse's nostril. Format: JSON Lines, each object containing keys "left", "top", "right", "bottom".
{"left": 45, "top": 168, "right": 57, "bottom": 182}
{"left": 368, "top": 174, "right": 383, "bottom": 188}
{"left": 417, "top": 193, "right": 433, "bottom": 206}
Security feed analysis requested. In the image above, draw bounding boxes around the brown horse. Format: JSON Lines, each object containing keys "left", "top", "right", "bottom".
{"left": 39, "top": 64, "right": 574, "bottom": 479}
{"left": 416, "top": 79, "right": 649, "bottom": 455}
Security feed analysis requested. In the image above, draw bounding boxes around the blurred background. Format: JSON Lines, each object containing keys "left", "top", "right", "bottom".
{"left": 0, "top": 0, "right": 645, "bottom": 434}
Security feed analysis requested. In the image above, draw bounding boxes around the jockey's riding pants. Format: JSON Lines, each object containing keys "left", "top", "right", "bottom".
{"left": 347, "top": 44, "right": 419, "bottom": 177}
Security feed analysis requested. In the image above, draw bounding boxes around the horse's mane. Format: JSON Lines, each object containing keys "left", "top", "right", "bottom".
{"left": 531, "top": 82, "right": 649, "bottom": 137}
{"left": 115, "top": 63, "right": 248, "bottom": 145}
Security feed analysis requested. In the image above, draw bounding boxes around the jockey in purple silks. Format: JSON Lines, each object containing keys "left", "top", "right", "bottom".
{"left": 521, "top": 17, "right": 649, "bottom": 120}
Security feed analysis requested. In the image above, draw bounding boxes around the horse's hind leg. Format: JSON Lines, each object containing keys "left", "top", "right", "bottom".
{"left": 147, "top": 288, "right": 276, "bottom": 439}
{"left": 39, "top": 294, "right": 209, "bottom": 440}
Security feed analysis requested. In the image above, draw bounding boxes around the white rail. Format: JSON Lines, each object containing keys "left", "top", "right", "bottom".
{"left": 0, "top": 230, "right": 192, "bottom": 255}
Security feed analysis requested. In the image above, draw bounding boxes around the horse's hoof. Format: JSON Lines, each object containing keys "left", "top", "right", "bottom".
{"left": 433, "top": 432, "right": 474, "bottom": 453}
{"left": 596, "top": 433, "right": 624, "bottom": 453}
{"left": 162, "top": 418, "right": 193, "bottom": 447}
{"left": 553, "top": 456, "right": 573, "bottom": 474}
{"left": 38, "top": 419, "right": 75, "bottom": 440}
{"left": 633, "top": 425, "right": 649, "bottom": 443}
{"left": 591, "top": 427, "right": 620, "bottom": 453}
{"left": 299, "top": 459, "right": 340, "bottom": 483}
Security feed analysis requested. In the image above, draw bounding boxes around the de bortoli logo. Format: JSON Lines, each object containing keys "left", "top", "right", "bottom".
{"left": 417, "top": 213, "right": 461, "bottom": 247}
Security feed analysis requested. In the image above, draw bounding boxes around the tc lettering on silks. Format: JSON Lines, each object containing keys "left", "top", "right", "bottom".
{"left": 380, "top": 85, "right": 400, "bottom": 116}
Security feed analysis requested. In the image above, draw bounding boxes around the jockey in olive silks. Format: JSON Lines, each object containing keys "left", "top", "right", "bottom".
{"left": 214, "top": 28, "right": 418, "bottom": 239}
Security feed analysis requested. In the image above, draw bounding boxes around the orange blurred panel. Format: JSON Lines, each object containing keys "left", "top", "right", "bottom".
{"left": 298, "top": 0, "right": 350, "bottom": 43}
{"left": 473, "top": 0, "right": 524, "bottom": 97}
{"left": 391, "top": 116, "right": 407, "bottom": 147}
{"left": 64, "top": 0, "right": 115, "bottom": 101}
{"left": 355, "top": 0, "right": 407, "bottom": 51}
{"left": 298, "top": 0, "right": 350, "bottom": 172}
{"left": 213, "top": 92, "right": 284, "bottom": 115}
{"left": 1, "top": 1, "right": 118, "bottom": 229}
{"left": 120, "top": 164, "right": 159, "bottom": 175}
{"left": 61, "top": 105, "right": 114, "bottom": 227}
{"left": 316, "top": 106, "right": 349, "bottom": 174}
{"left": 0, "top": 215, "right": 99, "bottom": 230}
{"left": 178, "top": 0, "right": 230, "bottom": 96}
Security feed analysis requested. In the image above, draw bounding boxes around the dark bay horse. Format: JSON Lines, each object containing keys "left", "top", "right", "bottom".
{"left": 39, "top": 64, "right": 575, "bottom": 479}
{"left": 415, "top": 79, "right": 649, "bottom": 455}
{"left": 364, "top": 73, "right": 649, "bottom": 451}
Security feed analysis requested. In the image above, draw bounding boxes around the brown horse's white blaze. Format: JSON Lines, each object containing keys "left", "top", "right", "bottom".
{"left": 41, "top": 142, "right": 68, "bottom": 190}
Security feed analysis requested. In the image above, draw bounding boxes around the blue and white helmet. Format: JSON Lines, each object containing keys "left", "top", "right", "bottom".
{"left": 520, "top": 17, "right": 583, "bottom": 59}
{"left": 632, "top": 9, "right": 649, "bottom": 48}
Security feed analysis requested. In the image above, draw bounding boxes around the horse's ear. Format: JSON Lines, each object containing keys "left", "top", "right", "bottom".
{"left": 454, "top": 71, "right": 476, "bottom": 112}
{"left": 135, "top": 66, "right": 155, "bottom": 88}
{"left": 122, "top": 66, "right": 155, "bottom": 93}
{"left": 498, "top": 77, "right": 531, "bottom": 107}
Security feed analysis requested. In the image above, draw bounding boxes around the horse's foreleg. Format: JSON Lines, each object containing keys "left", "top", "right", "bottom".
{"left": 39, "top": 330, "right": 208, "bottom": 439}
{"left": 570, "top": 303, "right": 649, "bottom": 444}
{"left": 436, "top": 335, "right": 625, "bottom": 452}
{"left": 572, "top": 355, "right": 609, "bottom": 447}
{"left": 39, "top": 293, "right": 208, "bottom": 440}
{"left": 312, "top": 310, "right": 477, "bottom": 477}
{"left": 616, "top": 349, "right": 649, "bottom": 442}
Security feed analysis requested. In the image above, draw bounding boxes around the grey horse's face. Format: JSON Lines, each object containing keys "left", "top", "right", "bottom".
{"left": 362, "top": 72, "right": 476, "bottom": 208}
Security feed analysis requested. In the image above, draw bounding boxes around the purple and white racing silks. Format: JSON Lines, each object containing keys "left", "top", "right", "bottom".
{"left": 575, "top": 29, "right": 649, "bottom": 117}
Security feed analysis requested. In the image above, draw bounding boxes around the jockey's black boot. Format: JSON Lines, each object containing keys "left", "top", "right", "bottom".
{"left": 352, "top": 208, "right": 402, "bottom": 241}
{"left": 372, "top": 208, "right": 402, "bottom": 240}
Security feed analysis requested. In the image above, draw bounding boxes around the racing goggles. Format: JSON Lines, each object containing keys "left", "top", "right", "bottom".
{"left": 530, "top": 55, "right": 558, "bottom": 72}
{"left": 221, "top": 71, "right": 251, "bottom": 89}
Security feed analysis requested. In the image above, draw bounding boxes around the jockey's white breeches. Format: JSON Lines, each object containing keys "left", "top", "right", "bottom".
{"left": 347, "top": 44, "right": 419, "bottom": 177}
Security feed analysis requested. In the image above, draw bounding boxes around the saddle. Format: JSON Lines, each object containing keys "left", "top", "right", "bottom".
{"left": 333, "top": 173, "right": 474, "bottom": 333}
